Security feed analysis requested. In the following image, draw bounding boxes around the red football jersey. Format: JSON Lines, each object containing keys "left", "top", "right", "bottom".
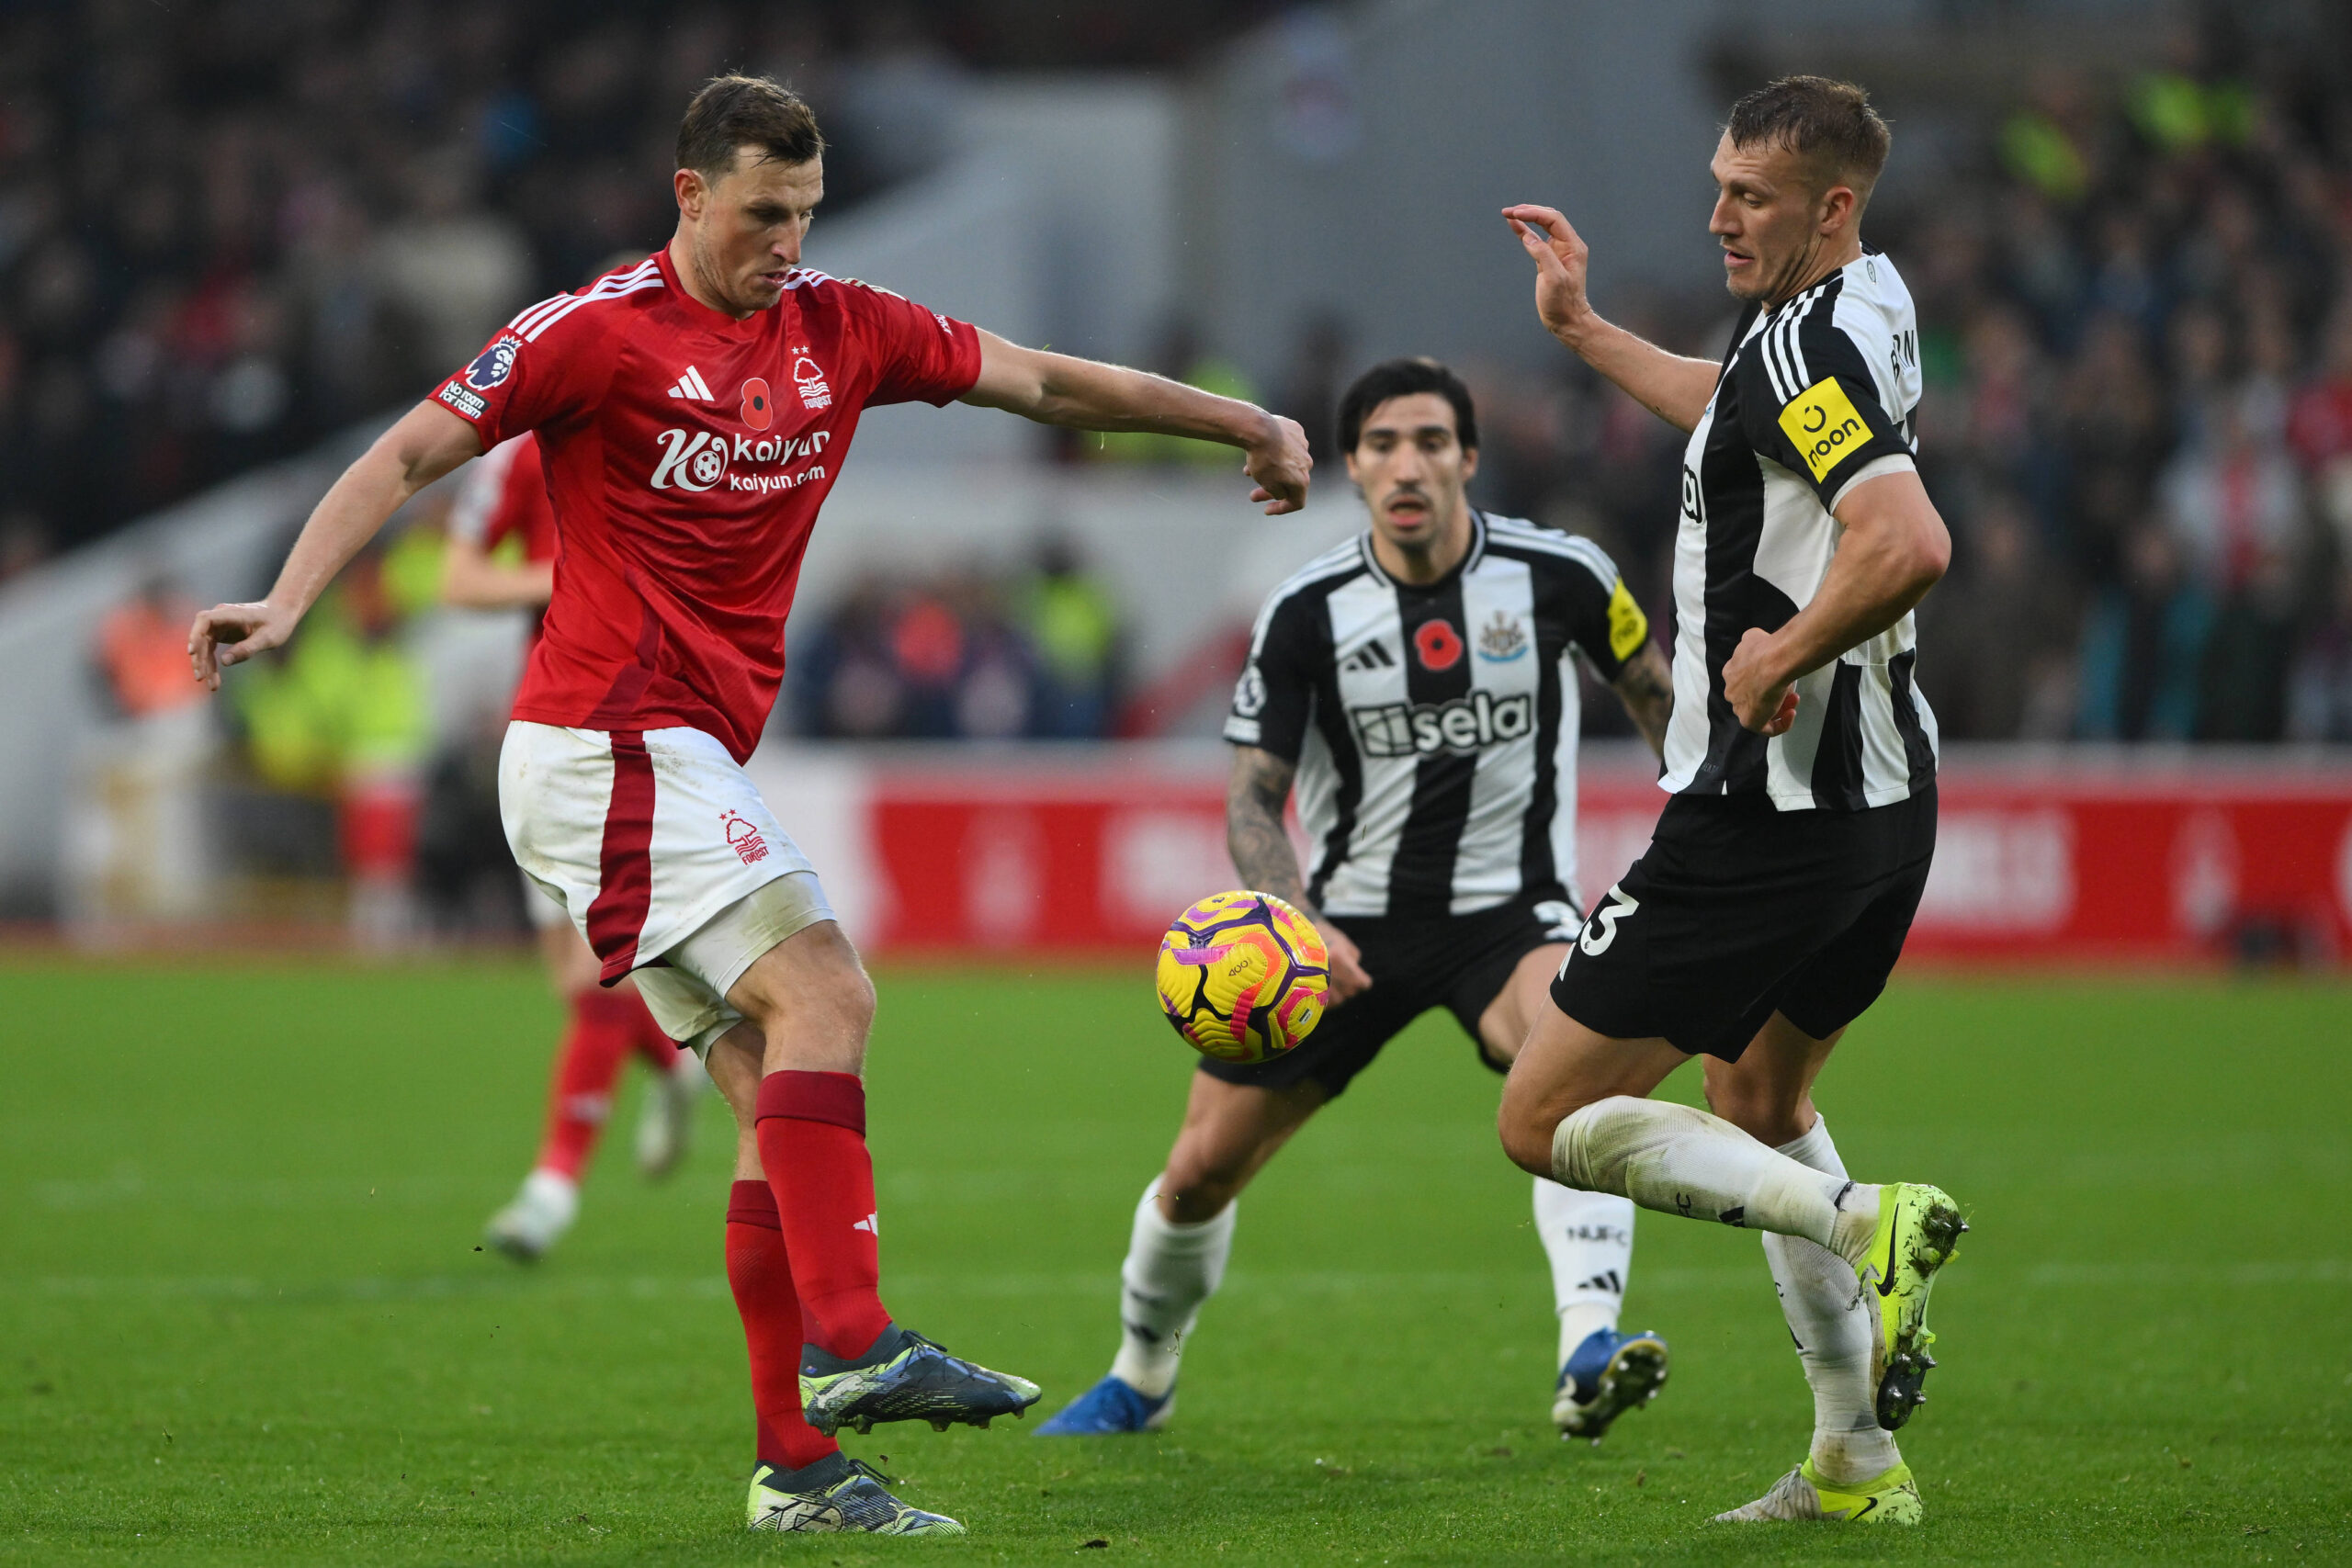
{"left": 431, "top": 251, "right": 982, "bottom": 761}
{"left": 447, "top": 433, "right": 558, "bottom": 564}
{"left": 446, "top": 432, "right": 558, "bottom": 643}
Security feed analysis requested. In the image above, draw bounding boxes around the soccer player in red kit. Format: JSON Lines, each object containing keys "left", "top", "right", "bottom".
{"left": 191, "top": 75, "right": 1310, "bottom": 1536}
{"left": 443, "top": 430, "right": 708, "bottom": 1261}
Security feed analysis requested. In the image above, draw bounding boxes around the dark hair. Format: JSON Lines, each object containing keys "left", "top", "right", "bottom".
{"left": 1724, "top": 75, "right": 1891, "bottom": 205}
{"left": 676, "top": 74, "right": 825, "bottom": 180}
{"left": 1337, "top": 357, "right": 1477, "bottom": 455}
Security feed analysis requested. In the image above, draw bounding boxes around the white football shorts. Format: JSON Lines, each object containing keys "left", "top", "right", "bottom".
{"left": 499, "top": 721, "right": 837, "bottom": 1055}
{"left": 521, "top": 869, "right": 571, "bottom": 931}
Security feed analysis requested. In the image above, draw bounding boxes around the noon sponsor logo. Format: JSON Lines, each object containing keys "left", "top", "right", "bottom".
{"left": 1349, "top": 690, "right": 1532, "bottom": 757}
{"left": 1777, "top": 377, "right": 1871, "bottom": 483}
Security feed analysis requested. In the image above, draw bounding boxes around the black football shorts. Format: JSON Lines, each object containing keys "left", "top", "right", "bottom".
{"left": 1198, "top": 894, "right": 1581, "bottom": 1098}
{"left": 1550, "top": 786, "right": 1937, "bottom": 1062}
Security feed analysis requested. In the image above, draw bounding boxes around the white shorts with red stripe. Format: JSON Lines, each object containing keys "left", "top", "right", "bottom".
{"left": 498, "top": 721, "right": 836, "bottom": 1051}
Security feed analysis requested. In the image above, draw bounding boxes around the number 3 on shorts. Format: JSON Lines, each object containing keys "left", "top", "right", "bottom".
{"left": 1577, "top": 885, "right": 1640, "bottom": 957}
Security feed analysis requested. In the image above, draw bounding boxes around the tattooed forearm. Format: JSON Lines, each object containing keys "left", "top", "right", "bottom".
{"left": 1226, "top": 745, "right": 1311, "bottom": 908}
{"left": 1612, "top": 639, "right": 1675, "bottom": 759}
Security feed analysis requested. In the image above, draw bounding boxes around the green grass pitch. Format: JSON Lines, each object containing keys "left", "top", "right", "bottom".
{"left": 1, "top": 957, "right": 2346, "bottom": 1564}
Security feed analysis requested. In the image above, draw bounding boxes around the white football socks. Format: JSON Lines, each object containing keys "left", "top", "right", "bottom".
{"left": 1532, "top": 1177, "right": 1635, "bottom": 1366}
{"left": 1107, "top": 1179, "right": 1236, "bottom": 1400}
{"left": 1549, "top": 1096, "right": 1881, "bottom": 1264}
{"left": 1765, "top": 1117, "right": 1899, "bottom": 1484}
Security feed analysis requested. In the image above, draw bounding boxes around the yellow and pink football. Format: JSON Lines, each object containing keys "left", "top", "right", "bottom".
{"left": 1155, "top": 890, "right": 1330, "bottom": 1064}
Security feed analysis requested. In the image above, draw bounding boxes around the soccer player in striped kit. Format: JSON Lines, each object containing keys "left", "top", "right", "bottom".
{"left": 191, "top": 73, "right": 1310, "bottom": 1535}
{"left": 1497, "top": 76, "right": 1965, "bottom": 1526}
{"left": 1037, "top": 357, "right": 1683, "bottom": 1443}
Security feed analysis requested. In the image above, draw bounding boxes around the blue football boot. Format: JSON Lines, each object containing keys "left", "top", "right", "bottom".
{"left": 1553, "top": 1325, "right": 1670, "bottom": 1443}
{"left": 798, "top": 1325, "right": 1040, "bottom": 1437}
{"left": 1033, "top": 1375, "right": 1173, "bottom": 1435}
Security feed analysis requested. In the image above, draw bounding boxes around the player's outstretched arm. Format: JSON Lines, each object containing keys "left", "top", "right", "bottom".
{"left": 1721, "top": 469, "right": 1951, "bottom": 736}
{"left": 188, "top": 401, "right": 482, "bottom": 689}
{"left": 1502, "top": 205, "right": 1718, "bottom": 434}
{"left": 1610, "top": 640, "right": 1676, "bottom": 760}
{"left": 1227, "top": 745, "right": 1371, "bottom": 1002}
{"left": 961, "top": 331, "right": 1311, "bottom": 514}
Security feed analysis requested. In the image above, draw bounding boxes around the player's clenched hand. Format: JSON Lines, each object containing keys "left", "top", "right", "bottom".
{"left": 1722, "top": 626, "right": 1800, "bottom": 737}
{"left": 1244, "top": 413, "right": 1312, "bottom": 515}
{"left": 1320, "top": 920, "right": 1373, "bottom": 1007}
{"left": 187, "top": 600, "right": 297, "bottom": 691}
{"left": 1503, "top": 204, "right": 1595, "bottom": 346}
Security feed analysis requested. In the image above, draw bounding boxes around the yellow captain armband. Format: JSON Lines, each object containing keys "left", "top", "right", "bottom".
{"left": 1777, "top": 377, "right": 1872, "bottom": 483}
{"left": 1606, "top": 579, "right": 1648, "bottom": 663}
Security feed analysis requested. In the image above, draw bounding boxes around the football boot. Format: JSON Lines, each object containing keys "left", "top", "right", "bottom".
{"left": 800, "top": 1325, "right": 1041, "bottom": 1436}
{"left": 1848, "top": 1182, "right": 1967, "bottom": 1430}
{"left": 1552, "top": 1326, "right": 1670, "bottom": 1443}
{"left": 1713, "top": 1458, "right": 1922, "bottom": 1525}
{"left": 1034, "top": 1375, "right": 1174, "bottom": 1436}
{"left": 746, "top": 1453, "right": 964, "bottom": 1534}
{"left": 482, "top": 1170, "right": 577, "bottom": 1262}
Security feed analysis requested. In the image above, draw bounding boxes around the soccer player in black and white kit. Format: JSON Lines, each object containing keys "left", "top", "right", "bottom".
{"left": 1036, "top": 358, "right": 1682, "bottom": 1441}
{"left": 1494, "top": 78, "right": 1964, "bottom": 1526}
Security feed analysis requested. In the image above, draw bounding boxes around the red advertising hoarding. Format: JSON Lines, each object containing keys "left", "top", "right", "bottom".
{"left": 804, "top": 748, "right": 2352, "bottom": 966}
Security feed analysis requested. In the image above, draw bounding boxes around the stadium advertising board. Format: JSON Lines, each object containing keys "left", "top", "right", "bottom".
{"left": 750, "top": 749, "right": 2352, "bottom": 966}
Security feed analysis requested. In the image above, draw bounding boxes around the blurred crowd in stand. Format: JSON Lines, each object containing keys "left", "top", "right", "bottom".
{"left": 1457, "top": 26, "right": 2352, "bottom": 743}
{"left": 789, "top": 538, "right": 1125, "bottom": 740}
{"left": 41, "top": 7, "right": 2352, "bottom": 747}
{"left": 0, "top": 0, "right": 1273, "bottom": 580}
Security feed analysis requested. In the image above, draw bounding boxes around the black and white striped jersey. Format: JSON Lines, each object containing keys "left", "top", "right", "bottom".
{"left": 1224, "top": 513, "right": 1649, "bottom": 920}
{"left": 1663, "top": 249, "right": 1939, "bottom": 811}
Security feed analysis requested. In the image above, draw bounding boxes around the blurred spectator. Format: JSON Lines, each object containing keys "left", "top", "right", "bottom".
{"left": 1023, "top": 536, "right": 1124, "bottom": 739}
{"left": 1276, "top": 311, "right": 1351, "bottom": 466}
{"left": 2289, "top": 569, "right": 2352, "bottom": 741}
{"left": 1919, "top": 501, "right": 2078, "bottom": 741}
{"left": 230, "top": 547, "right": 429, "bottom": 944}
{"left": 2076, "top": 525, "right": 2211, "bottom": 742}
{"left": 95, "top": 572, "right": 204, "bottom": 720}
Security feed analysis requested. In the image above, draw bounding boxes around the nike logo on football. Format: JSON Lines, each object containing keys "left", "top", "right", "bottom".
{"left": 666, "top": 365, "right": 715, "bottom": 400}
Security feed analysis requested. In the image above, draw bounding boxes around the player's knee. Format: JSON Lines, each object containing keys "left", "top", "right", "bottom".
{"left": 1496, "top": 1094, "right": 1558, "bottom": 1179}
{"left": 1159, "top": 1143, "right": 1248, "bottom": 1219}
{"left": 1159, "top": 1171, "right": 1238, "bottom": 1224}
{"left": 1701, "top": 1071, "right": 1804, "bottom": 1147}
{"left": 737, "top": 923, "right": 874, "bottom": 1036}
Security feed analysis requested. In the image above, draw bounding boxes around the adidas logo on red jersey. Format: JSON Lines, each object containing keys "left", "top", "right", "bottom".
{"left": 666, "top": 366, "right": 715, "bottom": 400}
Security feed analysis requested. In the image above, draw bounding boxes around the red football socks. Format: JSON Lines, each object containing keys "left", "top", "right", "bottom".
{"left": 533, "top": 988, "right": 647, "bottom": 1180}
{"left": 722, "top": 1181, "right": 838, "bottom": 1470}
{"left": 753, "top": 1071, "right": 893, "bottom": 1360}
